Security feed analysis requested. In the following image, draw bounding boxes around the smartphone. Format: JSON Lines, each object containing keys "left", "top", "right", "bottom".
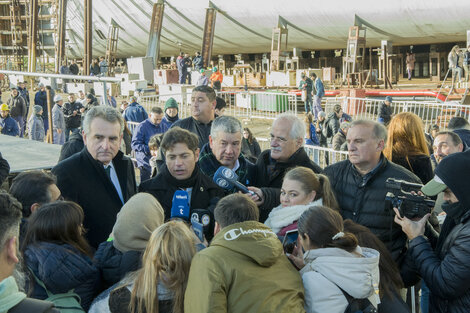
{"left": 282, "top": 229, "right": 299, "bottom": 254}
{"left": 191, "top": 219, "right": 205, "bottom": 242}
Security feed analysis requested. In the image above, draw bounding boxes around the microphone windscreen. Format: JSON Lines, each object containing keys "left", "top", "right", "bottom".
{"left": 170, "top": 189, "right": 190, "bottom": 220}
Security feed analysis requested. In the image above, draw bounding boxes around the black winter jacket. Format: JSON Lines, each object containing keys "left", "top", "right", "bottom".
{"left": 139, "top": 165, "right": 225, "bottom": 220}
{"left": 253, "top": 148, "right": 322, "bottom": 222}
{"left": 52, "top": 148, "right": 137, "bottom": 249}
{"left": 58, "top": 131, "right": 84, "bottom": 161}
{"left": 170, "top": 117, "right": 212, "bottom": 149}
{"left": 94, "top": 240, "right": 142, "bottom": 289}
{"left": 406, "top": 209, "right": 470, "bottom": 313}
{"left": 24, "top": 242, "right": 100, "bottom": 311}
{"left": 323, "top": 156, "right": 421, "bottom": 261}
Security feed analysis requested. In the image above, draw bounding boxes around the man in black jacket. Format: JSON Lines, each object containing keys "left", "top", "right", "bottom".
{"left": 324, "top": 120, "right": 421, "bottom": 261}
{"left": 248, "top": 113, "right": 322, "bottom": 222}
{"left": 199, "top": 116, "right": 255, "bottom": 191}
{"left": 52, "top": 106, "right": 137, "bottom": 249}
{"left": 395, "top": 150, "right": 470, "bottom": 313}
{"left": 63, "top": 93, "right": 84, "bottom": 142}
{"left": 139, "top": 127, "right": 225, "bottom": 239}
{"left": 171, "top": 85, "right": 216, "bottom": 149}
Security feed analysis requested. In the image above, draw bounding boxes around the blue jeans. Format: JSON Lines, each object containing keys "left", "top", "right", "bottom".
{"left": 304, "top": 93, "right": 312, "bottom": 113}
{"left": 312, "top": 95, "right": 323, "bottom": 119}
{"left": 65, "top": 127, "right": 79, "bottom": 142}
{"left": 420, "top": 281, "right": 430, "bottom": 313}
{"left": 13, "top": 116, "right": 24, "bottom": 138}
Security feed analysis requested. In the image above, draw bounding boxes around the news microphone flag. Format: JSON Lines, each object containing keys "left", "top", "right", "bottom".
{"left": 170, "top": 189, "right": 190, "bottom": 220}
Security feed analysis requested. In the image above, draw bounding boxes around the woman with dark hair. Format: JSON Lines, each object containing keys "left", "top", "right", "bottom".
{"left": 265, "top": 166, "right": 338, "bottom": 236}
{"left": 383, "top": 112, "right": 433, "bottom": 184}
{"left": 292, "top": 206, "right": 380, "bottom": 313}
{"left": 241, "top": 127, "right": 261, "bottom": 163}
{"left": 22, "top": 201, "right": 100, "bottom": 311}
{"left": 343, "top": 220, "right": 410, "bottom": 313}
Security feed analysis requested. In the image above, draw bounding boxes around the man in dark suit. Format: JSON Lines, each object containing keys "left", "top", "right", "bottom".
{"left": 52, "top": 106, "right": 137, "bottom": 248}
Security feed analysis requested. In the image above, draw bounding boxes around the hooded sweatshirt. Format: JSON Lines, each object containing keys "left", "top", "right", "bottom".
{"left": 94, "top": 193, "right": 164, "bottom": 288}
{"left": 300, "top": 246, "right": 380, "bottom": 313}
{"left": 184, "top": 221, "right": 305, "bottom": 313}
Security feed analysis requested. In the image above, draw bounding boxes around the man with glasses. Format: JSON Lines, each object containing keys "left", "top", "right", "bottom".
{"left": 248, "top": 113, "right": 322, "bottom": 222}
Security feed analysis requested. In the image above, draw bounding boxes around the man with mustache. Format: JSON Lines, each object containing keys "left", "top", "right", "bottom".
{"left": 248, "top": 113, "right": 322, "bottom": 222}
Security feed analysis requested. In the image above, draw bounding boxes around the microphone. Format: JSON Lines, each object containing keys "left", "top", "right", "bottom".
{"left": 213, "top": 166, "right": 254, "bottom": 195}
{"left": 170, "top": 190, "right": 190, "bottom": 220}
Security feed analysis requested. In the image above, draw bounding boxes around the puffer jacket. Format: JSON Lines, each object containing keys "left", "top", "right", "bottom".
{"left": 28, "top": 114, "right": 45, "bottom": 141}
{"left": 323, "top": 155, "right": 421, "bottom": 261}
{"left": 94, "top": 241, "right": 142, "bottom": 289}
{"left": 254, "top": 148, "right": 322, "bottom": 222}
{"left": 24, "top": 242, "right": 101, "bottom": 311}
{"left": 184, "top": 221, "right": 305, "bottom": 313}
{"left": 300, "top": 247, "right": 380, "bottom": 313}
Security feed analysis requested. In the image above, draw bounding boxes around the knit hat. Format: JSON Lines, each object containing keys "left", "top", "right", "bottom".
{"left": 318, "top": 111, "right": 326, "bottom": 118}
{"left": 385, "top": 96, "right": 393, "bottom": 103}
{"left": 212, "top": 66, "right": 217, "bottom": 72}
{"left": 200, "top": 69, "right": 205, "bottom": 74}
{"left": 54, "top": 94, "right": 62, "bottom": 102}
{"left": 112, "top": 193, "right": 165, "bottom": 252}
{"left": 38, "top": 83, "right": 44, "bottom": 88}
{"left": 164, "top": 97, "right": 178, "bottom": 111}
{"left": 33, "top": 105, "right": 43, "bottom": 114}
{"left": 0, "top": 103, "right": 9, "bottom": 111}
{"left": 422, "top": 150, "right": 470, "bottom": 207}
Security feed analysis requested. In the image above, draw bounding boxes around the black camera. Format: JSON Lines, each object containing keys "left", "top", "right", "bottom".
{"left": 384, "top": 178, "right": 435, "bottom": 219}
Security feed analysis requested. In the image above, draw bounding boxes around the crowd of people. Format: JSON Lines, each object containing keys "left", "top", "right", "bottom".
{"left": 1, "top": 84, "right": 470, "bottom": 313}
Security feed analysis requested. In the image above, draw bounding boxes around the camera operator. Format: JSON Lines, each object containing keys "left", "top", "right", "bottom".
{"left": 394, "top": 150, "right": 470, "bottom": 312}
{"left": 324, "top": 120, "right": 421, "bottom": 262}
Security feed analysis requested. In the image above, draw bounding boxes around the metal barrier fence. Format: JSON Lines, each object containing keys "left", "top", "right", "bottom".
{"left": 140, "top": 90, "right": 297, "bottom": 122}
{"left": 323, "top": 97, "right": 470, "bottom": 130}
{"left": 256, "top": 137, "right": 349, "bottom": 169}
{"left": 217, "top": 91, "right": 297, "bottom": 120}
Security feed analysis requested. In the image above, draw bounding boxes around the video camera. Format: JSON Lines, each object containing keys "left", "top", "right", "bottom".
{"left": 384, "top": 178, "right": 435, "bottom": 219}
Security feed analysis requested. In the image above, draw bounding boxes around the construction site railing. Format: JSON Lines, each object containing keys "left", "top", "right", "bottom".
{"left": 140, "top": 90, "right": 297, "bottom": 121}
{"left": 341, "top": 97, "right": 470, "bottom": 129}
{"left": 256, "top": 137, "right": 349, "bottom": 169}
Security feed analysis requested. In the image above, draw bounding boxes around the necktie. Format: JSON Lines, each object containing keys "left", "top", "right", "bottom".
{"left": 104, "top": 166, "right": 111, "bottom": 179}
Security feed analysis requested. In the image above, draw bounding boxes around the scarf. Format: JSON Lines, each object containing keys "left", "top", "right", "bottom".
{"left": 264, "top": 199, "right": 323, "bottom": 234}
{"left": 160, "top": 163, "right": 200, "bottom": 189}
{"left": 165, "top": 112, "right": 179, "bottom": 124}
{"left": 0, "top": 277, "right": 26, "bottom": 313}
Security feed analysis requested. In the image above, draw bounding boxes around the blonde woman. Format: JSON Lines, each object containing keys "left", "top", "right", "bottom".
{"left": 108, "top": 221, "right": 196, "bottom": 313}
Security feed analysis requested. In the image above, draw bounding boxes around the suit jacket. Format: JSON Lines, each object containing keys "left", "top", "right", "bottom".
{"left": 52, "top": 148, "right": 137, "bottom": 249}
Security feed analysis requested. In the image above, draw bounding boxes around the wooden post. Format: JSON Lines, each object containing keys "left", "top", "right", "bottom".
{"left": 83, "top": 0, "right": 92, "bottom": 75}
{"left": 201, "top": 8, "right": 217, "bottom": 68}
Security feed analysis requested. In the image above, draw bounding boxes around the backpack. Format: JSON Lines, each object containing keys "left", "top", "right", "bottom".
{"left": 28, "top": 269, "right": 85, "bottom": 313}
{"left": 337, "top": 285, "right": 377, "bottom": 313}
